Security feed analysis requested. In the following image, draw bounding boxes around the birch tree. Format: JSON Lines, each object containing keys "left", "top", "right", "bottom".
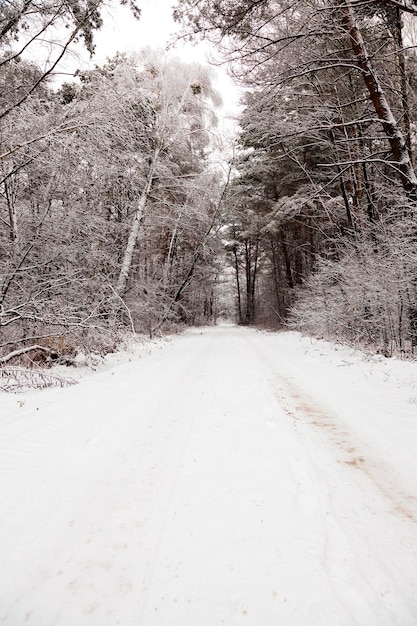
{"left": 111, "top": 49, "right": 222, "bottom": 297}
{"left": 0, "top": 49, "right": 225, "bottom": 362}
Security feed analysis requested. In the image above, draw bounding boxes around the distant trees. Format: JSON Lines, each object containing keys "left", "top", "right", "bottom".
{"left": 176, "top": 0, "right": 417, "bottom": 354}
{"left": 4, "top": 0, "right": 417, "bottom": 362}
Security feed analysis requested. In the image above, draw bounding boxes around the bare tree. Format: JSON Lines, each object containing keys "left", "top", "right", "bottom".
{"left": 0, "top": 0, "right": 140, "bottom": 118}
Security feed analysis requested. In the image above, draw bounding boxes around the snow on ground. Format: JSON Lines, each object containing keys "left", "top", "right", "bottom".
{"left": 0, "top": 325, "right": 416, "bottom": 625}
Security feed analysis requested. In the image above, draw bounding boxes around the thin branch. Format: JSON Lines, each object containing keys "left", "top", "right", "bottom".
{"left": 108, "top": 284, "right": 136, "bottom": 335}
{"left": 0, "top": 123, "right": 95, "bottom": 161}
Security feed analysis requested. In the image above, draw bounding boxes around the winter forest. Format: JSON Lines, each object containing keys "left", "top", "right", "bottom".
{"left": 3, "top": 0, "right": 417, "bottom": 364}
{"left": 3, "top": 2, "right": 417, "bottom": 623}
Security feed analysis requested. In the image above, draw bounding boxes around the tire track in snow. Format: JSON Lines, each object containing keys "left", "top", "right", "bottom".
{"left": 2, "top": 327, "right": 417, "bottom": 626}
{"left": 244, "top": 331, "right": 417, "bottom": 524}
{"left": 243, "top": 329, "right": 417, "bottom": 624}
{"left": 135, "top": 327, "right": 344, "bottom": 625}
{"left": 135, "top": 331, "right": 219, "bottom": 624}
{"left": 271, "top": 374, "right": 417, "bottom": 524}
{"left": 0, "top": 332, "right": 219, "bottom": 626}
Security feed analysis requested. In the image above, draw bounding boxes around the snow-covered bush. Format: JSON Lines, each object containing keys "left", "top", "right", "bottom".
{"left": 289, "top": 218, "right": 417, "bottom": 356}
{"left": 0, "top": 367, "right": 77, "bottom": 393}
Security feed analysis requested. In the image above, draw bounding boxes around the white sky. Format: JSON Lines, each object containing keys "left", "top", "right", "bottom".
{"left": 75, "top": 0, "right": 242, "bottom": 132}
{"left": 93, "top": 0, "right": 196, "bottom": 64}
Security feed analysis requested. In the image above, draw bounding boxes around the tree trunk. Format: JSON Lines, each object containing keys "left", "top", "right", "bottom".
{"left": 395, "top": 7, "right": 413, "bottom": 166}
{"left": 116, "top": 147, "right": 160, "bottom": 296}
{"left": 232, "top": 244, "right": 243, "bottom": 324}
{"left": 244, "top": 238, "right": 258, "bottom": 323}
{"left": 270, "top": 236, "right": 285, "bottom": 317}
{"left": 5, "top": 178, "right": 18, "bottom": 257}
{"left": 0, "top": 344, "right": 56, "bottom": 364}
{"left": 341, "top": 0, "right": 417, "bottom": 196}
{"left": 280, "top": 230, "right": 294, "bottom": 290}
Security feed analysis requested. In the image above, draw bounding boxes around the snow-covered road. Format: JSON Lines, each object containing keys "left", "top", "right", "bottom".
{"left": 1, "top": 326, "right": 417, "bottom": 625}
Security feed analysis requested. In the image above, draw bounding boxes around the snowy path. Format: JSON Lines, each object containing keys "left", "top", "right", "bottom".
{"left": 1, "top": 326, "right": 417, "bottom": 625}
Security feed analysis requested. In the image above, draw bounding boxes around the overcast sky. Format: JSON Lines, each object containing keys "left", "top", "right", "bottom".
{"left": 28, "top": 0, "right": 240, "bottom": 127}
{"left": 83, "top": 0, "right": 242, "bottom": 129}
{"left": 93, "top": 0, "right": 192, "bottom": 64}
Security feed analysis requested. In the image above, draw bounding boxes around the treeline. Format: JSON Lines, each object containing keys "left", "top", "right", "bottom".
{"left": 176, "top": 0, "right": 417, "bottom": 355}
{"left": 1, "top": 30, "right": 226, "bottom": 362}
{"left": 4, "top": 0, "right": 417, "bottom": 363}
